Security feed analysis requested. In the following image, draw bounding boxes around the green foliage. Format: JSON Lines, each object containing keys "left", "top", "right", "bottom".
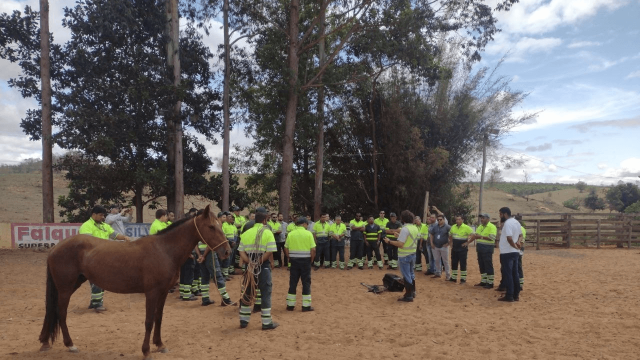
{"left": 563, "top": 197, "right": 582, "bottom": 211}
{"left": 3, "top": 0, "right": 223, "bottom": 222}
{"left": 584, "top": 189, "right": 606, "bottom": 212}
{"left": 624, "top": 201, "right": 640, "bottom": 217}
{"left": 606, "top": 182, "right": 640, "bottom": 213}
{"left": 576, "top": 181, "right": 587, "bottom": 193}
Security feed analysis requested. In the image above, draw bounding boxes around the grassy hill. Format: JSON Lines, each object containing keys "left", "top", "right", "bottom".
{"left": 0, "top": 171, "right": 613, "bottom": 223}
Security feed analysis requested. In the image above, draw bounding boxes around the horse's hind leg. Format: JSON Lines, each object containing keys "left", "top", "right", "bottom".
{"left": 57, "top": 290, "right": 79, "bottom": 352}
{"left": 141, "top": 293, "right": 158, "bottom": 360}
{"left": 152, "top": 292, "right": 169, "bottom": 353}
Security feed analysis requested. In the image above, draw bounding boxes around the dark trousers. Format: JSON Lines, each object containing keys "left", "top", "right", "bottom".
{"left": 180, "top": 257, "right": 195, "bottom": 298}
{"left": 365, "top": 240, "right": 381, "bottom": 262}
{"left": 451, "top": 249, "right": 468, "bottom": 271}
{"left": 518, "top": 254, "right": 524, "bottom": 284}
{"left": 288, "top": 258, "right": 311, "bottom": 296}
{"left": 476, "top": 243, "right": 495, "bottom": 284}
{"left": 349, "top": 240, "right": 364, "bottom": 266}
{"left": 275, "top": 242, "right": 288, "bottom": 267}
{"left": 331, "top": 240, "right": 345, "bottom": 264}
{"left": 500, "top": 253, "right": 520, "bottom": 299}
{"left": 387, "top": 241, "right": 398, "bottom": 265}
{"left": 314, "top": 240, "right": 330, "bottom": 267}
{"left": 180, "top": 258, "right": 194, "bottom": 284}
{"left": 240, "top": 264, "right": 272, "bottom": 309}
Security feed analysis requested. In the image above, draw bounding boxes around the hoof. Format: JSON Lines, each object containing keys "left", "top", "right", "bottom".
{"left": 68, "top": 346, "right": 79, "bottom": 353}
{"left": 40, "top": 343, "right": 52, "bottom": 352}
{"left": 156, "top": 347, "right": 169, "bottom": 353}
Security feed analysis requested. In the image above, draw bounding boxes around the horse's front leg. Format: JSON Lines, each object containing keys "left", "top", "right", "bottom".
{"left": 141, "top": 293, "right": 158, "bottom": 360}
{"left": 152, "top": 291, "right": 169, "bottom": 353}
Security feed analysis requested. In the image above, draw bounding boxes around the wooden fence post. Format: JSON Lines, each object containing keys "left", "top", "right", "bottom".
{"left": 596, "top": 219, "right": 601, "bottom": 249}
{"left": 628, "top": 221, "right": 632, "bottom": 249}
{"left": 566, "top": 214, "right": 572, "bottom": 249}
{"left": 536, "top": 219, "right": 540, "bottom": 250}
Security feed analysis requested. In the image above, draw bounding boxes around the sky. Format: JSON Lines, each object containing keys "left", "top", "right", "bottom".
{"left": 1, "top": 0, "right": 639, "bottom": 186}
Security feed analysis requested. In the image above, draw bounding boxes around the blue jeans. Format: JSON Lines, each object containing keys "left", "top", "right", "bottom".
{"left": 500, "top": 252, "right": 520, "bottom": 299}
{"left": 398, "top": 254, "right": 416, "bottom": 285}
{"left": 426, "top": 243, "right": 435, "bottom": 273}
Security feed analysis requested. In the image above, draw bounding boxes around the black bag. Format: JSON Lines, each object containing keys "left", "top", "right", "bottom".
{"left": 383, "top": 273, "right": 404, "bottom": 292}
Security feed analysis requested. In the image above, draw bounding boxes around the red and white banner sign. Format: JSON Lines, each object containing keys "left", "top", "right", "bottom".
{"left": 11, "top": 223, "right": 81, "bottom": 249}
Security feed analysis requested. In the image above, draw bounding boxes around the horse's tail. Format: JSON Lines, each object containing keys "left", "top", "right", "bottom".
{"left": 39, "top": 264, "right": 60, "bottom": 345}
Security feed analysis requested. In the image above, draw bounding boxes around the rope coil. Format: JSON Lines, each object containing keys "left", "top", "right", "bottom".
{"left": 239, "top": 225, "right": 269, "bottom": 306}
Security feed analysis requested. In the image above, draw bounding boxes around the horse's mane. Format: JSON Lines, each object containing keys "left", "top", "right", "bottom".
{"left": 156, "top": 216, "right": 192, "bottom": 235}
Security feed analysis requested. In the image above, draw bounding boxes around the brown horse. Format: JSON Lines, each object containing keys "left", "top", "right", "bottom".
{"left": 38, "top": 204, "right": 230, "bottom": 359}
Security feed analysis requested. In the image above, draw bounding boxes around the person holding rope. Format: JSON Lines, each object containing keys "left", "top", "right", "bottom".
{"left": 237, "top": 207, "right": 279, "bottom": 330}
{"left": 79, "top": 205, "right": 132, "bottom": 312}
{"left": 285, "top": 217, "right": 316, "bottom": 311}
{"left": 193, "top": 211, "right": 233, "bottom": 306}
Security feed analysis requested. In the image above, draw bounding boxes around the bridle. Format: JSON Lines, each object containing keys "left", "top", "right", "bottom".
{"left": 193, "top": 215, "right": 229, "bottom": 253}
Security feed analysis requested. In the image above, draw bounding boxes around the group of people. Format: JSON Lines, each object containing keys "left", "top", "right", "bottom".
{"left": 78, "top": 202, "right": 526, "bottom": 330}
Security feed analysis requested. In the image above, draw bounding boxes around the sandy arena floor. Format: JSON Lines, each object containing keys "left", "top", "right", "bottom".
{"left": 1, "top": 247, "right": 639, "bottom": 359}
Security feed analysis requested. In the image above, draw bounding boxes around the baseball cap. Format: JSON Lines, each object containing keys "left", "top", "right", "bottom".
{"left": 479, "top": 213, "right": 490, "bottom": 218}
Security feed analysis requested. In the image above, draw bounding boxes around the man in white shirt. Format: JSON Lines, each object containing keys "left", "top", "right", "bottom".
{"left": 497, "top": 207, "right": 521, "bottom": 302}
{"left": 105, "top": 204, "right": 132, "bottom": 237}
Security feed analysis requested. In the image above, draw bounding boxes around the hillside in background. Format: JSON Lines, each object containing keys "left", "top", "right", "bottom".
{"left": 0, "top": 171, "right": 613, "bottom": 224}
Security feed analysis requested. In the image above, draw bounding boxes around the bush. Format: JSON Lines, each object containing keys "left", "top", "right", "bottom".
{"left": 576, "top": 181, "right": 587, "bottom": 193}
{"left": 563, "top": 197, "right": 582, "bottom": 210}
{"left": 625, "top": 200, "right": 640, "bottom": 214}
{"left": 584, "top": 190, "right": 606, "bottom": 211}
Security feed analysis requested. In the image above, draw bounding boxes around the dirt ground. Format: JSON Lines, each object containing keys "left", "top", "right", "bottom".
{"left": 1, "top": 247, "right": 640, "bottom": 359}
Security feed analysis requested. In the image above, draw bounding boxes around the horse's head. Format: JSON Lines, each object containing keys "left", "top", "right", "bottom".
{"left": 196, "top": 205, "right": 231, "bottom": 260}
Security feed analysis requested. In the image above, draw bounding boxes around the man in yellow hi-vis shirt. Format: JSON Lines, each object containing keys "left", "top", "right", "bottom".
{"left": 285, "top": 217, "right": 316, "bottom": 312}
{"left": 79, "top": 205, "right": 131, "bottom": 312}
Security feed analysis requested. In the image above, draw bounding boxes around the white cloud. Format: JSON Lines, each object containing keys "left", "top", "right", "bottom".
{"left": 513, "top": 84, "right": 640, "bottom": 131}
{"left": 548, "top": 164, "right": 558, "bottom": 172}
{"left": 597, "top": 163, "right": 608, "bottom": 169}
{"left": 602, "top": 157, "right": 640, "bottom": 178}
{"left": 627, "top": 70, "right": 640, "bottom": 79}
{"left": 568, "top": 40, "right": 602, "bottom": 48}
{"left": 492, "top": 0, "right": 629, "bottom": 36}
{"left": 485, "top": 34, "right": 562, "bottom": 60}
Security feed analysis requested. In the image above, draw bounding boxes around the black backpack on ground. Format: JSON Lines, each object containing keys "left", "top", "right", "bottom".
{"left": 382, "top": 273, "right": 405, "bottom": 292}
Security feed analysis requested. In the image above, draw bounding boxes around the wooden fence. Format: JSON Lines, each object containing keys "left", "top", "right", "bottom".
{"left": 516, "top": 213, "right": 640, "bottom": 249}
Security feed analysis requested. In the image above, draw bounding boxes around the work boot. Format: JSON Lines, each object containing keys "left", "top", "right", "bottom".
{"left": 182, "top": 295, "right": 198, "bottom": 301}
{"left": 286, "top": 306, "right": 295, "bottom": 311}
{"left": 484, "top": 283, "right": 494, "bottom": 289}
{"left": 474, "top": 282, "right": 486, "bottom": 287}
{"left": 201, "top": 298, "right": 215, "bottom": 306}
{"left": 460, "top": 279, "right": 466, "bottom": 284}
{"left": 94, "top": 305, "right": 106, "bottom": 312}
{"left": 221, "top": 298, "right": 233, "bottom": 306}
{"left": 448, "top": 278, "right": 457, "bottom": 283}
{"left": 262, "top": 322, "right": 279, "bottom": 330}
{"left": 302, "top": 306, "right": 314, "bottom": 312}
{"left": 240, "top": 321, "right": 248, "bottom": 329}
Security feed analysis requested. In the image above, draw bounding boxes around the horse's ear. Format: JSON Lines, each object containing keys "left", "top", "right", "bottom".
{"left": 203, "top": 204, "right": 211, "bottom": 218}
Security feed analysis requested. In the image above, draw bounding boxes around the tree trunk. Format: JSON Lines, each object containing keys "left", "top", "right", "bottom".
{"left": 135, "top": 185, "right": 144, "bottom": 223}
{"left": 221, "top": 0, "right": 231, "bottom": 212}
{"left": 478, "top": 133, "right": 488, "bottom": 217}
{"left": 368, "top": 78, "right": 379, "bottom": 208}
{"left": 313, "top": 1, "right": 326, "bottom": 220}
{"left": 40, "top": 0, "right": 54, "bottom": 223}
{"left": 166, "top": 0, "right": 183, "bottom": 219}
{"left": 278, "top": 0, "right": 300, "bottom": 220}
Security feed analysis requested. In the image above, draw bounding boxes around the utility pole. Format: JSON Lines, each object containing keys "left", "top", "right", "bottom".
{"left": 166, "top": 0, "right": 183, "bottom": 218}
{"left": 40, "top": 0, "right": 54, "bottom": 223}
